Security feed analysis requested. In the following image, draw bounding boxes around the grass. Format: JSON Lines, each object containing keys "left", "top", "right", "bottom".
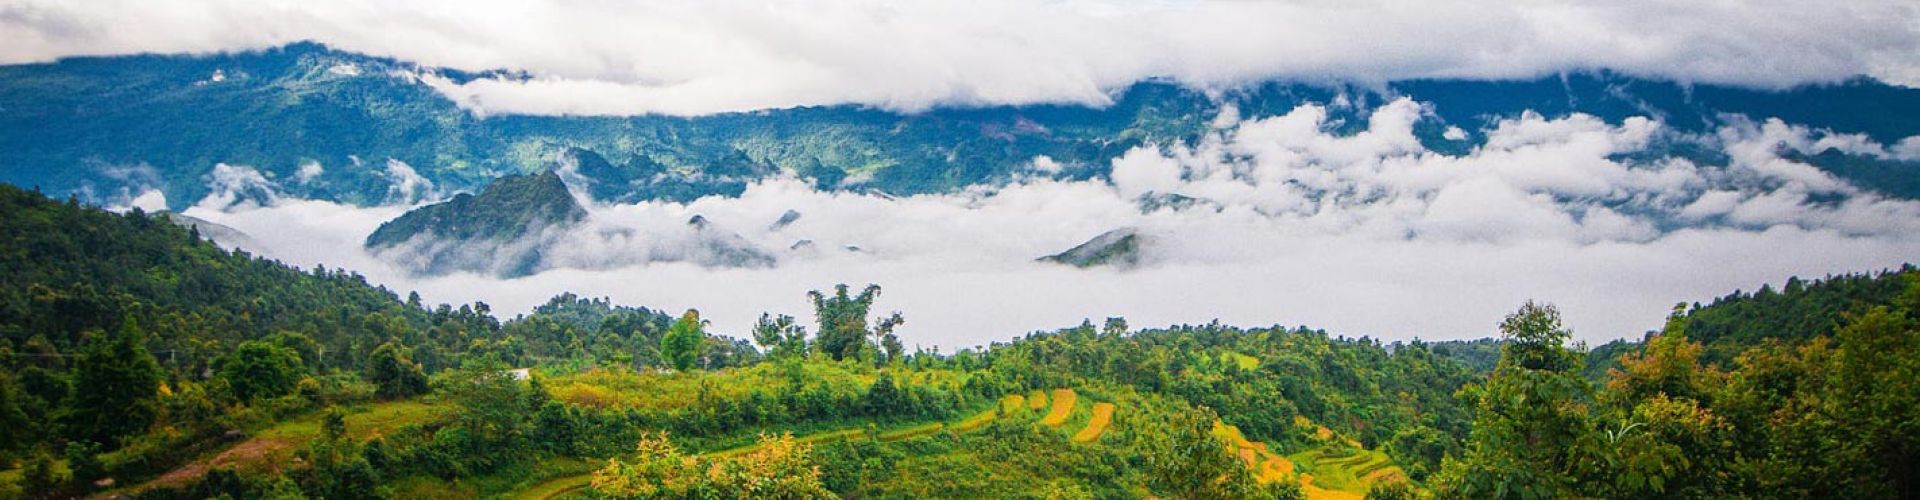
{"left": 515, "top": 402, "right": 1012, "bottom": 498}
{"left": 1027, "top": 390, "right": 1048, "bottom": 410}
{"left": 1070, "top": 403, "right": 1115, "bottom": 443}
{"left": 118, "top": 399, "right": 452, "bottom": 495}
{"left": 1221, "top": 352, "right": 1261, "bottom": 371}
{"left": 1000, "top": 394, "right": 1028, "bottom": 415}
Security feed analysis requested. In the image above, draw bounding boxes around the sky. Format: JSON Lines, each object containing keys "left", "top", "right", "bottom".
{"left": 11, "top": 0, "right": 1918, "bottom": 347}
{"left": 1, "top": 0, "right": 1917, "bottom": 115}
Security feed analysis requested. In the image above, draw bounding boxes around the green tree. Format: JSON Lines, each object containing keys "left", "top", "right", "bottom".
{"left": 752, "top": 313, "right": 809, "bottom": 360}
{"left": 218, "top": 340, "right": 307, "bottom": 401}
{"left": 63, "top": 321, "right": 163, "bottom": 447}
{"left": 0, "top": 372, "right": 32, "bottom": 463}
{"left": 63, "top": 441, "right": 102, "bottom": 488}
{"left": 661, "top": 310, "right": 706, "bottom": 372}
{"left": 1140, "top": 407, "right": 1262, "bottom": 499}
{"left": 807, "top": 284, "right": 904, "bottom": 364}
{"left": 1439, "top": 301, "right": 1594, "bottom": 499}
{"left": 368, "top": 341, "right": 429, "bottom": 398}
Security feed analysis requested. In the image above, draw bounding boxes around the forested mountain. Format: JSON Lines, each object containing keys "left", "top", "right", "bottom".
{"left": 364, "top": 170, "right": 585, "bottom": 277}
{"left": 1678, "top": 268, "right": 1918, "bottom": 363}
{"left": 4, "top": 42, "right": 1918, "bottom": 210}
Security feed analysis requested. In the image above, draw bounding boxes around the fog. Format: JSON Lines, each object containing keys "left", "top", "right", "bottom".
{"left": 4, "top": 0, "right": 1917, "bottom": 115}
{"left": 156, "top": 101, "right": 1920, "bottom": 349}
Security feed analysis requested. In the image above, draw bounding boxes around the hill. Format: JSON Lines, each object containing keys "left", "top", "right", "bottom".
{"left": 365, "top": 170, "right": 586, "bottom": 277}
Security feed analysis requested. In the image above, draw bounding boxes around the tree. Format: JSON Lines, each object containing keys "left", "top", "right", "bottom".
{"left": 661, "top": 310, "right": 706, "bottom": 372}
{"left": 752, "top": 313, "right": 809, "bottom": 360}
{"left": 807, "top": 284, "right": 905, "bottom": 364}
{"left": 0, "top": 372, "right": 32, "bottom": 464}
{"left": 1140, "top": 407, "right": 1263, "bottom": 498}
{"left": 63, "top": 321, "right": 163, "bottom": 447}
{"left": 1438, "top": 301, "right": 1594, "bottom": 499}
{"left": 218, "top": 340, "right": 307, "bottom": 401}
{"left": 368, "top": 341, "right": 429, "bottom": 398}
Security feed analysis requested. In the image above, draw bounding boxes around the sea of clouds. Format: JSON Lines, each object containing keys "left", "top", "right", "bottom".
{"left": 3, "top": 0, "right": 1917, "bottom": 115}
{"left": 134, "top": 100, "right": 1920, "bottom": 349}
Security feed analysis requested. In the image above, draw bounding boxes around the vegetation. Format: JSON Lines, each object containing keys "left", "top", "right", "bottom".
{"left": 2, "top": 183, "right": 1917, "bottom": 498}
{"left": 5, "top": 43, "right": 1918, "bottom": 212}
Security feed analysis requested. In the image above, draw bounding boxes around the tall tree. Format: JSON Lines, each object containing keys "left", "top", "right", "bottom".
{"left": 1439, "top": 301, "right": 1594, "bottom": 499}
{"left": 661, "top": 310, "right": 706, "bottom": 372}
{"left": 63, "top": 320, "right": 163, "bottom": 448}
{"left": 368, "top": 341, "right": 429, "bottom": 398}
{"left": 218, "top": 340, "right": 307, "bottom": 401}
{"left": 807, "top": 284, "right": 905, "bottom": 364}
{"left": 752, "top": 313, "right": 809, "bottom": 360}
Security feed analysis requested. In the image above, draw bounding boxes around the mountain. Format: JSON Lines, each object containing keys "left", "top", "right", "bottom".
{"left": 365, "top": 170, "right": 585, "bottom": 276}
{"left": 1041, "top": 228, "right": 1145, "bottom": 268}
{"left": 157, "top": 211, "right": 257, "bottom": 250}
{"left": 3, "top": 43, "right": 1917, "bottom": 210}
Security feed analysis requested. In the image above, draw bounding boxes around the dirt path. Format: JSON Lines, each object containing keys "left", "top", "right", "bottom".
{"left": 136, "top": 437, "right": 293, "bottom": 492}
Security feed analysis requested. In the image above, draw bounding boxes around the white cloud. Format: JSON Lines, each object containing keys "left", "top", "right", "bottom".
{"left": 295, "top": 161, "right": 325, "bottom": 183}
{"left": 1, "top": 0, "right": 1915, "bottom": 116}
{"left": 196, "top": 163, "right": 278, "bottom": 209}
{"left": 382, "top": 159, "right": 436, "bottom": 205}
{"left": 172, "top": 100, "right": 1920, "bottom": 348}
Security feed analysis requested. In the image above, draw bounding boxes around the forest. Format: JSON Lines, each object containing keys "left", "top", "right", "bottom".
{"left": 2, "top": 181, "right": 1917, "bottom": 499}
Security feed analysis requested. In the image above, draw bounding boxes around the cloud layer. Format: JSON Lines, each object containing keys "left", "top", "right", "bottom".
{"left": 4, "top": 0, "right": 1917, "bottom": 115}
{"left": 163, "top": 99, "right": 1920, "bottom": 349}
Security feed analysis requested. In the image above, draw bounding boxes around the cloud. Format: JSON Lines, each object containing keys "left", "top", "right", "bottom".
{"left": 175, "top": 98, "right": 1920, "bottom": 349}
{"left": 295, "top": 161, "right": 324, "bottom": 183}
{"left": 381, "top": 159, "right": 436, "bottom": 205}
{"left": 2, "top": 0, "right": 1916, "bottom": 116}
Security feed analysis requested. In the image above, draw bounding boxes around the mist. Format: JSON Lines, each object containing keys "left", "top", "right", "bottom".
{"left": 150, "top": 99, "right": 1920, "bottom": 350}
{"left": 4, "top": 0, "right": 1917, "bottom": 116}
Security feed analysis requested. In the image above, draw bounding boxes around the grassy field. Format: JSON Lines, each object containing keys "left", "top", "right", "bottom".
{"left": 512, "top": 402, "right": 1011, "bottom": 499}
{"left": 123, "top": 399, "right": 451, "bottom": 495}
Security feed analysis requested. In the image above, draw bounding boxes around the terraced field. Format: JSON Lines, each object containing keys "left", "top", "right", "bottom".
{"left": 514, "top": 388, "right": 1132, "bottom": 499}
{"left": 1071, "top": 403, "right": 1116, "bottom": 443}
{"left": 1212, "top": 418, "right": 1407, "bottom": 500}
{"left": 1039, "top": 389, "right": 1078, "bottom": 427}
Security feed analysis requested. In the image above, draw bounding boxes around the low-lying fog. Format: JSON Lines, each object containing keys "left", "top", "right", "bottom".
{"left": 153, "top": 101, "right": 1920, "bottom": 349}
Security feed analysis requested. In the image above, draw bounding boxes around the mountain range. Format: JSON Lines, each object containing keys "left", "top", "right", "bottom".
{"left": 4, "top": 42, "right": 1918, "bottom": 212}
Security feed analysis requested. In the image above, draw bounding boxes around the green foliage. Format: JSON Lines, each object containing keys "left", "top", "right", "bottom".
{"left": 1680, "top": 267, "right": 1915, "bottom": 363}
{"left": 661, "top": 310, "right": 707, "bottom": 372}
{"left": 1439, "top": 302, "right": 1592, "bottom": 499}
{"left": 64, "top": 321, "right": 163, "bottom": 448}
{"left": 593, "top": 431, "right": 833, "bottom": 498}
{"left": 0, "top": 372, "right": 30, "bottom": 463}
{"left": 218, "top": 340, "right": 307, "bottom": 401}
{"left": 754, "top": 313, "right": 811, "bottom": 360}
{"left": 62, "top": 441, "right": 101, "bottom": 487}
{"left": 368, "top": 340, "right": 429, "bottom": 398}
{"left": 807, "top": 284, "right": 904, "bottom": 365}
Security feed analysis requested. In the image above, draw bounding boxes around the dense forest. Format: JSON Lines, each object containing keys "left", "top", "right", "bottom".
{"left": 2, "top": 182, "right": 1917, "bottom": 498}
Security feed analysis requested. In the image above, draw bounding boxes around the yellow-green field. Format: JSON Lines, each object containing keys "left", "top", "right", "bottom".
{"left": 1212, "top": 417, "right": 1408, "bottom": 500}
{"left": 1039, "top": 389, "right": 1078, "bottom": 427}
{"left": 1070, "top": 402, "right": 1116, "bottom": 443}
